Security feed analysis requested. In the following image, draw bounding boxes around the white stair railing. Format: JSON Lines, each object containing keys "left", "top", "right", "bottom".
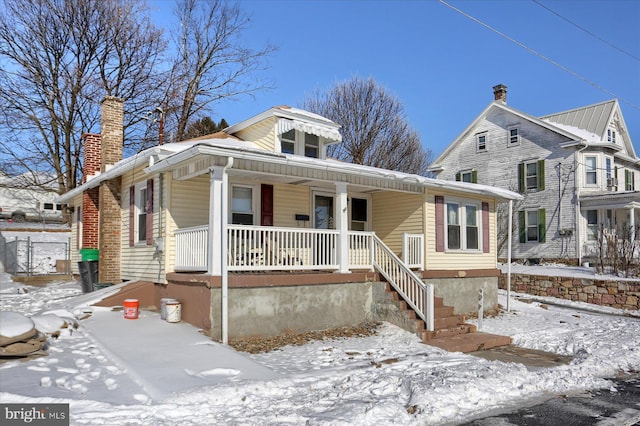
{"left": 372, "top": 234, "right": 434, "bottom": 331}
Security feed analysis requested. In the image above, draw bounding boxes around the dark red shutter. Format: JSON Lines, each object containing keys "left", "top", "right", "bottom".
{"left": 146, "top": 179, "right": 154, "bottom": 245}
{"left": 129, "top": 186, "right": 135, "bottom": 247}
{"left": 261, "top": 184, "right": 274, "bottom": 226}
{"left": 435, "top": 196, "right": 445, "bottom": 252}
{"left": 482, "top": 202, "right": 490, "bottom": 253}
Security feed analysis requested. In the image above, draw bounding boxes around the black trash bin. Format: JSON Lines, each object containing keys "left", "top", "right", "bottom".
{"left": 78, "top": 260, "right": 99, "bottom": 293}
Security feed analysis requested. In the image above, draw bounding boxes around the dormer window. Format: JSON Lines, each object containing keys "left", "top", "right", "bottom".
{"left": 607, "top": 128, "right": 616, "bottom": 144}
{"left": 305, "top": 134, "right": 319, "bottom": 158}
{"left": 279, "top": 129, "right": 323, "bottom": 158}
{"left": 281, "top": 129, "right": 296, "bottom": 154}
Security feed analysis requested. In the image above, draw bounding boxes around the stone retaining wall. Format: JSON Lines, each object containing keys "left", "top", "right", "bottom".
{"left": 498, "top": 273, "right": 640, "bottom": 311}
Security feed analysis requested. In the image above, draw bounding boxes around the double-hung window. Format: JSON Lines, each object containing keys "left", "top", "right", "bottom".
{"left": 231, "top": 186, "right": 254, "bottom": 225}
{"left": 585, "top": 156, "right": 597, "bottom": 185}
{"left": 280, "top": 129, "right": 296, "bottom": 154}
{"left": 476, "top": 132, "right": 487, "bottom": 152}
{"left": 509, "top": 127, "right": 520, "bottom": 145}
{"left": 626, "top": 170, "right": 635, "bottom": 191}
{"left": 518, "top": 160, "right": 545, "bottom": 192}
{"left": 305, "top": 134, "right": 319, "bottom": 158}
{"left": 137, "top": 185, "right": 148, "bottom": 243}
{"left": 608, "top": 128, "right": 616, "bottom": 144}
{"left": 456, "top": 170, "right": 477, "bottom": 183}
{"left": 519, "top": 209, "right": 546, "bottom": 243}
{"left": 586, "top": 210, "right": 598, "bottom": 241}
{"left": 446, "top": 202, "right": 480, "bottom": 250}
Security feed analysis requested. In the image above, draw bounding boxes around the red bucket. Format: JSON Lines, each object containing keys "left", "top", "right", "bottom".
{"left": 123, "top": 299, "right": 139, "bottom": 320}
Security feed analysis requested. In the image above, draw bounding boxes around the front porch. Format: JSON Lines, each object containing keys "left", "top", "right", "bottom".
{"left": 174, "top": 224, "right": 424, "bottom": 274}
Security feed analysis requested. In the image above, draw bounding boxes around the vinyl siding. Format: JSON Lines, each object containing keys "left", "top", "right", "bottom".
{"left": 371, "top": 192, "right": 424, "bottom": 258}
{"left": 234, "top": 117, "right": 277, "bottom": 152}
{"left": 273, "top": 184, "right": 310, "bottom": 228}
{"left": 425, "top": 189, "right": 497, "bottom": 270}
{"left": 120, "top": 166, "right": 166, "bottom": 283}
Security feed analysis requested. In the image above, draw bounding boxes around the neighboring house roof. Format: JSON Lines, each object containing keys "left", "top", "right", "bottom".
{"left": 224, "top": 105, "right": 343, "bottom": 143}
{"left": 540, "top": 100, "right": 615, "bottom": 139}
{"left": 540, "top": 99, "right": 636, "bottom": 158}
{"left": 428, "top": 101, "right": 584, "bottom": 172}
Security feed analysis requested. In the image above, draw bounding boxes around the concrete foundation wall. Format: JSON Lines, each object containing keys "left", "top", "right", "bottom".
{"left": 210, "top": 282, "right": 375, "bottom": 339}
{"left": 430, "top": 277, "right": 499, "bottom": 315}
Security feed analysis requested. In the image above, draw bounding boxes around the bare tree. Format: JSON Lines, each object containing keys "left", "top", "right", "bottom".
{"left": 302, "top": 77, "right": 432, "bottom": 175}
{"left": 0, "top": 0, "right": 164, "bottom": 194}
{"left": 168, "top": 0, "right": 275, "bottom": 142}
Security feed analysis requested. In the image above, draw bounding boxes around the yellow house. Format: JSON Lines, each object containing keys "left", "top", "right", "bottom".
{"left": 59, "top": 98, "right": 521, "bottom": 348}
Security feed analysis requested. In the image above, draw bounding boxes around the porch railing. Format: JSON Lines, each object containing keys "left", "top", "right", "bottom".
{"left": 372, "top": 233, "right": 434, "bottom": 331}
{"left": 402, "top": 233, "right": 424, "bottom": 269}
{"left": 228, "top": 225, "right": 339, "bottom": 271}
{"left": 174, "top": 224, "right": 433, "bottom": 330}
{"left": 174, "top": 225, "right": 209, "bottom": 271}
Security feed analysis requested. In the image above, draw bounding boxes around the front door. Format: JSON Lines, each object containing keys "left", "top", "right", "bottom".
{"left": 314, "top": 194, "right": 334, "bottom": 229}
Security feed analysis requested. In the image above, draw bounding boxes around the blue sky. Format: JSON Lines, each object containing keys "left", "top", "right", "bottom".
{"left": 151, "top": 0, "right": 640, "bottom": 158}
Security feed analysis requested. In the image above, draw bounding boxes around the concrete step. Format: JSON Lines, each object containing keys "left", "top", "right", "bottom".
{"left": 421, "top": 323, "right": 477, "bottom": 341}
{"left": 426, "top": 332, "right": 512, "bottom": 353}
{"left": 434, "top": 315, "right": 467, "bottom": 329}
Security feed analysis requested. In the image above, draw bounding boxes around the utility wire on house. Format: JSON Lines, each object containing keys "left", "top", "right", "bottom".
{"left": 532, "top": 0, "right": 640, "bottom": 63}
{"left": 438, "top": 0, "right": 640, "bottom": 111}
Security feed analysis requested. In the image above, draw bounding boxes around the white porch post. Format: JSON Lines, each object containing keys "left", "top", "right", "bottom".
{"left": 207, "top": 166, "right": 225, "bottom": 276}
{"left": 630, "top": 207, "right": 636, "bottom": 241}
{"left": 507, "top": 200, "right": 513, "bottom": 312}
{"left": 335, "top": 182, "right": 350, "bottom": 273}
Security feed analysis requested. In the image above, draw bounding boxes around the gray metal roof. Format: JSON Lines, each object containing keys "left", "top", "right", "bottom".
{"left": 540, "top": 100, "right": 616, "bottom": 138}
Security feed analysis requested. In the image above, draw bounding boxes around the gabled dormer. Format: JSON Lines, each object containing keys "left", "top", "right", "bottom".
{"left": 223, "top": 105, "right": 342, "bottom": 160}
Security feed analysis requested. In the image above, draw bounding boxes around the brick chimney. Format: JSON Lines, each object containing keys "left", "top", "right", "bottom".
{"left": 81, "top": 133, "right": 101, "bottom": 250}
{"left": 493, "top": 84, "right": 507, "bottom": 103}
{"left": 98, "top": 96, "right": 124, "bottom": 284}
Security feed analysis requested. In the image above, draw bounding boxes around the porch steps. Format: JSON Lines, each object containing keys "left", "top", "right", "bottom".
{"left": 385, "top": 284, "right": 511, "bottom": 353}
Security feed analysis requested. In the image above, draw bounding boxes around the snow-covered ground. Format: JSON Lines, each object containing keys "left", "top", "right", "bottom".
{"left": 1, "top": 234, "right": 639, "bottom": 425}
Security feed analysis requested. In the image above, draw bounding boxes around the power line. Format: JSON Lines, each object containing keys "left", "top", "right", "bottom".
{"left": 438, "top": 0, "right": 640, "bottom": 111}
{"left": 532, "top": 0, "right": 640, "bottom": 63}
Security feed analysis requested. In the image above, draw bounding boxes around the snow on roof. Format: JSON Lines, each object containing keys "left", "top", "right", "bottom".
{"left": 540, "top": 120, "right": 600, "bottom": 142}
{"left": 540, "top": 99, "right": 616, "bottom": 137}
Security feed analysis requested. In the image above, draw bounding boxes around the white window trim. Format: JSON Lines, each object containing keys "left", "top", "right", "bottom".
{"left": 229, "top": 183, "right": 258, "bottom": 225}
{"left": 524, "top": 160, "right": 538, "bottom": 191}
{"left": 476, "top": 132, "right": 487, "bottom": 152}
{"left": 524, "top": 209, "right": 540, "bottom": 243}
{"left": 348, "top": 194, "right": 372, "bottom": 231}
{"left": 444, "top": 197, "right": 482, "bottom": 252}
{"left": 585, "top": 155, "right": 598, "bottom": 187}
{"left": 279, "top": 129, "right": 326, "bottom": 159}
{"left": 585, "top": 209, "right": 599, "bottom": 241}
{"left": 135, "top": 181, "right": 148, "bottom": 245}
{"left": 508, "top": 126, "right": 520, "bottom": 146}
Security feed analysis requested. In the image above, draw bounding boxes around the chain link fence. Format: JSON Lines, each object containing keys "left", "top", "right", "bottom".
{"left": 1, "top": 236, "right": 71, "bottom": 276}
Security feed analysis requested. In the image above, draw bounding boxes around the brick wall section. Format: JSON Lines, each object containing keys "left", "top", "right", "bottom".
{"left": 98, "top": 96, "right": 124, "bottom": 284}
{"left": 499, "top": 273, "right": 640, "bottom": 310}
{"left": 81, "top": 133, "right": 101, "bottom": 249}
{"left": 81, "top": 188, "right": 99, "bottom": 249}
{"left": 82, "top": 133, "right": 101, "bottom": 182}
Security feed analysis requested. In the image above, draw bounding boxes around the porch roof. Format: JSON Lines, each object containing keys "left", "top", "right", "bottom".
{"left": 580, "top": 191, "right": 640, "bottom": 210}
{"left": 144, "top": 141, "right": 522, "bottom": 202}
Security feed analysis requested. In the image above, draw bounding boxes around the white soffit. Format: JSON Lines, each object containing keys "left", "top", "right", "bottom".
{"left": 277, "top": 118, "right": 342, "bottom": 142}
